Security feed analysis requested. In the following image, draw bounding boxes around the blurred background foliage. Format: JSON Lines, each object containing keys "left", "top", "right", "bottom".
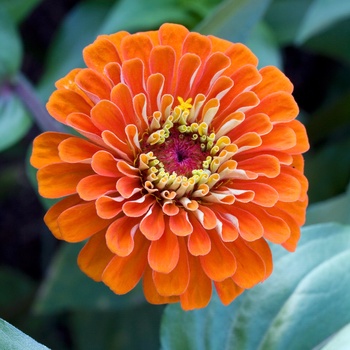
{"left": 0, "top": 0, "right": 349, "bottom": 349}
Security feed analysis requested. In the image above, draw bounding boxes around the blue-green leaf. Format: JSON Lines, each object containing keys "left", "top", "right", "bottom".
{"left": 0, "top": 318, "right": 49, "bottom": 350}
{"left": 0, "top": 88, "right": 32, "bottom": 152}
{"left": 296, "top": 0, "right": 350, "bottom": 43}
{"left": 34, "top": 242, "right": 146, "bottom": 313}
{"left": 320, "top": 323, "right": 350, "bottom": 350}
{"left": 194, "top": 0, "right": 272, "bottom": 43}
{"left": 307, "top": 183, "right": 350, "bottom": 225}
{"left": 246, "top": 21, "right": 282, "bottom": 69}
{"left": 161, "top": 223, "right": 350, "bottom": 350}
{"left": 0, "top": 10, "right": 22, "bottom": 80}
{"left": 0, "top": 0, "right": 42, "bottom": 23}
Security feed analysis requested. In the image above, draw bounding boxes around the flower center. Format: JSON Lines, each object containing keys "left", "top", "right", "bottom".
{"left": 137, "top": 97, "right": 235, "bottom": 201}
{"left": 145, "top": 128, "right": 208, "bottom": 177}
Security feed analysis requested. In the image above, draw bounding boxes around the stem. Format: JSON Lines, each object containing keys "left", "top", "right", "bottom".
{"left": 12, "top": 74, "right": 65, "bottom": 133}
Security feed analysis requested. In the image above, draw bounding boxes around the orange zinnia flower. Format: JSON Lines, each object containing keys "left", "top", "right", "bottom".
{"left": 31, "top": 23, "right": 309, "bottom": 310}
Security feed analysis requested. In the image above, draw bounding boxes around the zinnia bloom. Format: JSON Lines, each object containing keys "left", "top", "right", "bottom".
{"left": 31, "top": 23, "right": 309, "bottom": 310}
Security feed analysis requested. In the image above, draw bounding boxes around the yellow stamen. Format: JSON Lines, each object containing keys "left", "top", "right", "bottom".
{"left": 177, "top": 97, "right": 193, "bottom": 111}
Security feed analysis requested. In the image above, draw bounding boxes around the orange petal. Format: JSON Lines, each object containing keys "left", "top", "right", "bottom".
{"left": 147, "top": 73, "right": 165, "bottom": 112}
{"left": 110, "top": 83, "right": 139, "bottom": 127}
{"left": 276, "top": 198, "right": 308, "bottom": 227}
{"left": 158, "top": 23, "right": 189, "bottom": 59}
{"left": 259, "top": 124, "right": 297, "bottom": 151}
{"left": 120, "top": 33, "right": 153, "bottom": 77}
{"left": 46, "top": 89, "right": 92, "bottom": 123}
{"left": 174, "top": 53, "right": 201, "bottom": 99}
{"left": 194, "top": 205, "right": 218, "bottom": 230}
{"left": 139, "top": 203, "right": 165, "bottom": 240}
{"left": 215, "top": 210, "right": 239, "bottom": 242}
{"left": 187, "top": 212, "right": 211, "bottom": 256}
{"left": 91, "top": 150, "right": 122, "bottom": 177}
{"left": 148, "top": 225, "right": 179, "bottom": 274}
{"left": 105, "top": 216, "right": 139, "bottom": 256}
{"left": 233, "top": 182, "right": 279, "bottom": 207}
{"left": 122, "top": 58, "right": 146, "bottom": 96}
{"left": 230, "top": 206, "right": 264, "bottom": 241}
{"left": 58, "top": 137, "right": 103, "bottom": 163}
{"left": 199, "top": 231, "right": 236, "bottom": 281}
{"left": 149, "top": 46, "right": 176, "bottom": 94}
{"left": 240, "top": 203, "right": 291, "bottom": 244}
{"left": 229, "top": 64, "right": 262, "bottom": 97}
{"left": 31, "top": 132, "right": 71, "bottom": 169}
{"left": 214, "top": 278, "right": 244, "bottom": 305}
{"left": 192, "top": 52, "right": 230, "bottom": 95}
{"left": 245, "top": 237, "right": 273, "bottom": 280}
{"left": 37, "top": 163, "right": 93, "bottom": 198}
{"left": 90, "top": 100, "right": 127, "bottom": 139}
{"left": 116, "top": 176, "right": 142, "bottom": 198}
{"left": 224, "top": 43, "right": 258, "bottom": 76}
{"left": 267, "top": 206, "right": 302, "bottom": 252}
{"left": 76, "top": 174, "right": 117, "bottom": 201}
{"left": 102, "top": 231, "right": 149, "bottom": 294}
{"left": 228, "top": 113, "right": 272, "bottom": 141}
{"left": 236, "top": 154, "right": 280, "bottom": 178}
{"left": 57, "top": 201, "right": 112, "bottom": 242}
{"left": 101, "top": 130, "right": 132, "bottom": 161}
{"left": 252, "top": 65, "right": 294, "bottom": 99}
{"left": 66, "top": 112, "right": 101, "bottom": 136}
{"left": 104, "top": 62, "right": 122, "bottom": 86}
{"left": 227, "top": 237, "right": 266, "bottom": 288}
{"left": 182, "top": 32, "right": 212, "bottom": 62}
{"left": 143, "top": 265, "right": 180, "bottom": 305}
{"left": 284, "top": 120, "right": 310, "bottom": 154}
{"left": 282, "top": 165, "right": 308, "bottom": 201}
{"left": 44, "top": 194, "right": 82, "bottom": 239}
{"left": 169, "top": 208, "right": 193, "bottom": 236}
{"left": 122, "top": 194, "right": 155, "bottom": 217}
{"left": 75, "top": 68, "right": 111, "bottom": 104}
{"left": 247, "top": 91, "right": 298, "bottom": 122}
{"left": 180, "top": 254, "right": 212, "bottom": 310}
{"left": 259, "top": 170, "right": 302, "bottom": 202}
{"left": 77, "top": 229, "right": 114, "bottom": 281}
{"left": 95, "top": 194, "right": 124, "bottom": 219}
{"left": 152, "top": 237, "right": 190, "bottom": 296}
{"left": 83, "top": 36, "right": 121, "bottom": 73}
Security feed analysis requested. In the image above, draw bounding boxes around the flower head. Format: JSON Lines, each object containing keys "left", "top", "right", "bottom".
{"left": 31, "top": 23, "right": 309, "bottom": 310}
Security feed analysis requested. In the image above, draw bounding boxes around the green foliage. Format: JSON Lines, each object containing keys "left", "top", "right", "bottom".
{"left": 161, "top": 223, "right": 350, "bottom": 350}
{"left": 296, "top": 0, "right": 350, "bottom": 44}
{"left": 0, "top": 88, "right": 32, "bottom": 152}
{"left": 0, "top": 10, "right": 22, "bottom": 80}
{"left": 0, "top": 318, "right": 48, "bottom": 350}
{"left": 34, "top": 242, "right": 146, "bottom": 314}
{"left": 0, "top": 0, "right": 42, "bottom": 23}
{"left": 195, "top": 0, "right": 272, "bottom": 43}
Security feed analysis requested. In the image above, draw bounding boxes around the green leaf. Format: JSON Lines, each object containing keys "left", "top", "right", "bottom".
{"left": 0, "top": 267, "right": 36, "bottom": 318}
{"left": 161, "top": 223, "right": 350, "bottom": 350}
{"left": 246, "top": 21, "right": 282, "bottom": 69}
{"left": 0, "top": 0, "right": 42, "bottom": 23}
{"left": 0, "top": 10, "right": 22, "bottom": 80}
{"left": 264, "top": 0, "right": 313, "bottom": 45}
{"left": 296, "top": 0, "right": 350, "bottom": 44}
{"left": 34, "top": 242, "right": 146, "bottom": 314}
{"left": 0, "top": 88, "right": 32, "bottom": 152}
{"left": 320, "top": 323, "right": 350, "bottom": 350}
{"left": 99, "top": 0, "right": 197, "bottom": 35}
{"left": 305, "top": 136, "right": 350, "bottom": 203}
{"left": 194, "top": 0, "right": 272, "bottom": 43}
{"left": 307, "top": 183, "right": 350, "bottom": 225}
{"left": 0, "top": 318, "right": 49, "bottom": 350}
{"left": 38, "top": 1, "right": 111, "bottom": 101}
{"left": 300, "top": 18, "right": 350, "bottom": 64}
